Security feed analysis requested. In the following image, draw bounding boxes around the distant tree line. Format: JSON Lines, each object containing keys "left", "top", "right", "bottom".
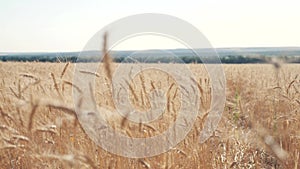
{"left": 0, "top": 55, "right": 77, "bottom": 62}
{"left": 1, "top": 54, "right": 300, "bottom": 63}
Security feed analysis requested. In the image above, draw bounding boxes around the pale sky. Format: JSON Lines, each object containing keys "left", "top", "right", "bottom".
{"left": 0, "top": 0, "right": 299, "bottom": 52}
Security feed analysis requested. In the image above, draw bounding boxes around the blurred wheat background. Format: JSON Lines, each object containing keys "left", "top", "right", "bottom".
{"left": 0, "top": 61, "right": 299, "bottom": 168}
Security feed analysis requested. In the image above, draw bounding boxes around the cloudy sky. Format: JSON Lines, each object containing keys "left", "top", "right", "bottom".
{"left": 0, "top": 0, "right": 299, "bottom": 52}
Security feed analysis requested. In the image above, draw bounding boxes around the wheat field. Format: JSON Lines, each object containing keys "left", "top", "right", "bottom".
{"left": 0, "top": 62, "right": 299, "bottom": 168}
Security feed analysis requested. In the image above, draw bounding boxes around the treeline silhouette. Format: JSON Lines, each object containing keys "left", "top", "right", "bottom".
{"left": 1, "top": 54, "right": 300, "bottom": 63}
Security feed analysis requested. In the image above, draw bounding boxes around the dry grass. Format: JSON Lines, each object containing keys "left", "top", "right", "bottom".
{"left": 0, "top": 61, "right": 299, "bottom": 168}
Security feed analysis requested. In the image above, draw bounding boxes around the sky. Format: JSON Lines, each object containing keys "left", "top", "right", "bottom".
{"left": 0, "top": 0, "right": 299, "bottom": 52}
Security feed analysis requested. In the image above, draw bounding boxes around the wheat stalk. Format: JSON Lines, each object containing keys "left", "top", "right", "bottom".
{"left": 102, "top": 32, "right": 113, "bottom": 82}
{"left": 79, "top": 70, "right": 101, "bottom": 78}
{"left": 60, "top": 62, "right": 70, "bottom": 78}
{"left": 50, "top": 72, "right": 63, "bottom": 100}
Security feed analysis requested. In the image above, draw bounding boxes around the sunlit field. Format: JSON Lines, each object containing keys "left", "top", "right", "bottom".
{"left": 0, "top": 62, "right": 299, "bottom": 168}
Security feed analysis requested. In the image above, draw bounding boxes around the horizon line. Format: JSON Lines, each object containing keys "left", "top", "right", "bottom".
{"left": 1, "top": 46, "right": 300, "bottom": 54}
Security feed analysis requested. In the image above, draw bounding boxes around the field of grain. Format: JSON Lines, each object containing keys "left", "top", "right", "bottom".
{"left": 0, "top": 62, "right": 299, "bottom": 168}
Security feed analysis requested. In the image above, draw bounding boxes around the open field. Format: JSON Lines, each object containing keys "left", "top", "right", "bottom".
{"left": 0, "top": 62, "right": 299, "bottom": 168}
